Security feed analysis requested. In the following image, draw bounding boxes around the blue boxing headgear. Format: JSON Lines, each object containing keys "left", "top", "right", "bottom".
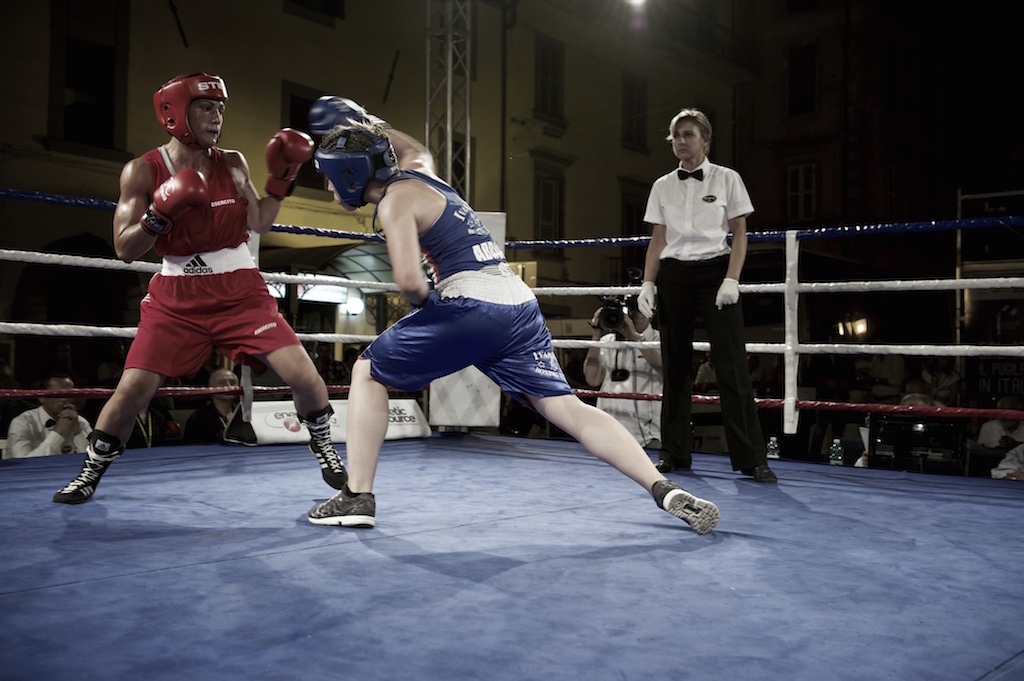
{"left": 314, "top": 119, "right": 399, "bottom": 208}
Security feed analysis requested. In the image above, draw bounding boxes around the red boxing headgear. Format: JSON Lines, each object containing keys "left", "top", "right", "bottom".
{"left": 153, "top": 73, "right": 228, "bottom": 149}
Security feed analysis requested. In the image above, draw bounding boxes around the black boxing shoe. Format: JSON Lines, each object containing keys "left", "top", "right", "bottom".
{"left": 53, "top": 431, "right": 123, "bottom": 504}
{"left": 301, "top": 405, "right": 348, "bottom": 490}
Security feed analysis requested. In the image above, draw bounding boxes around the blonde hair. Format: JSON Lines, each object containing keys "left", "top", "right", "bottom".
{"left": 665, "top": 108, "right": 713, "bottom": 154}
{"left": 319, "top": 118, "right": 391, "bottom": 153}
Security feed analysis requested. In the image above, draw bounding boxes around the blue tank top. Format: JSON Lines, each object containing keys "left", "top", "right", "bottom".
{"left": 376, "top": 169, "right": 505, "bottom": 285}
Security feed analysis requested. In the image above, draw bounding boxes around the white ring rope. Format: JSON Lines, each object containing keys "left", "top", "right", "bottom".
{"left": 4, "top": 245, "right": 1024, "bottom": 365}
{"left": 6, "top": 248, "right": 1021, "bottom": 295}
{"left": 0, "top": 247, "right": 397, "bottom": 291}
{"left": 0, "top": 247, "right": 160, "bottom": 273}
{"left": 534, "top": 278, "right": 1024, "bottom": 296}
{"left": 4, "top": 247, "right": 1022, "bottom": 358}
{"left": 0, "top": 321, "right": 380, "bottom": 346}
{"left": 4, "top": 315, "right": 1020, "bottom": 364}
{"left": 4, "top": 219, "right": 1024, "bottom": 435}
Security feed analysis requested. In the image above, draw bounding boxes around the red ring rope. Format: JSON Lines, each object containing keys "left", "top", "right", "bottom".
{"left": 4, "top": 385, "right": 1021, "bottom": 421}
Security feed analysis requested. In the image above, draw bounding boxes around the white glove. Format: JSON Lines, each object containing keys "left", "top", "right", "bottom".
{"left": 638, "top": 281, "right": 657, "bottom": 318}
{"left": 715, "top": 278, "right": 740, "bottom": 309}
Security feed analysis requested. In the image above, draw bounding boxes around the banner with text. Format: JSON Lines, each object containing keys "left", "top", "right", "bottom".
{"left": 967, "top": 358, "right": 1024, "bottom": 404}
{"left": 247, "top": 399, "right": 429, "bottom": 444}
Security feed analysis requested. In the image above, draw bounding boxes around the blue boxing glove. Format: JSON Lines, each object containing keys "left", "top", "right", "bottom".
{"left": 308, "top": 96, "right": 390, "bottom": 137}
{"left": 309, "top": 96, "right": 367, "bottom": 136}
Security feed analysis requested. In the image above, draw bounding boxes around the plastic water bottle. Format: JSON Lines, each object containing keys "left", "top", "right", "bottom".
{"left": 829, "top": 438, "right": 844, "bottom": 466}
{"left": 766, "top": 435, "right": 780, "bottom": 459}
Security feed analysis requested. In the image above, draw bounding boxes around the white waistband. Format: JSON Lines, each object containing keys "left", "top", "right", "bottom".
{"left": 161, "top": 243, "right": 255, "bottom": 276}
{"left": 436, "top": 263, "right": 536, "bottom": 305}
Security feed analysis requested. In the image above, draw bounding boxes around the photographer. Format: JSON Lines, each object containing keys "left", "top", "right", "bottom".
{"left": 583, "top": 298, "right": 663, "bottom": 449}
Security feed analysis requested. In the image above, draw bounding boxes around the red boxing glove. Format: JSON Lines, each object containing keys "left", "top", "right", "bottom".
{"left": 140, "top": 169, "right": 209, "bottom": 237}
{"left": 265, "top": 128, "right": 315, "bottom": 199}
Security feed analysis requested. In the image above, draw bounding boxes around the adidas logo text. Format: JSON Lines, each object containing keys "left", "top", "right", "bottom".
{"left": 183, "top": 255, "right": 214, "bottom": 275}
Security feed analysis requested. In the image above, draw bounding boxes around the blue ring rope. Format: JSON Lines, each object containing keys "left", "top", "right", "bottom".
{"left": 3, "top": 186, "right": 1022, "bottom": 248}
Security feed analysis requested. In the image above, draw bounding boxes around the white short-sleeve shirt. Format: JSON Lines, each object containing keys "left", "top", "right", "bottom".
{"left": 643, "top": 158, "right": 754, "bottom": 262}
{"left": 5, "top": 405, "right": 92, "bottom": 459}
{"left": 977, "top": 419, "right": 1024, "bottom": 449}
{"left": 595, "top": 325, "right": 663, "bottom": 447}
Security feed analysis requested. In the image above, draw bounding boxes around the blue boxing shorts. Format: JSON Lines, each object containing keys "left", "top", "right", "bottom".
{"left": 362, "top": 292, "right": 574, "bottom": 401}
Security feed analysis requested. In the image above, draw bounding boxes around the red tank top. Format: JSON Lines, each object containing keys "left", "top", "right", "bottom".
{"left": 142, "top": 147, "right": 250, "bottom": 256}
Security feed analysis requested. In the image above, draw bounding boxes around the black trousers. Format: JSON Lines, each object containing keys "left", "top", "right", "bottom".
{"left": 656, "top": 256, "right": 766, "bottom": 470}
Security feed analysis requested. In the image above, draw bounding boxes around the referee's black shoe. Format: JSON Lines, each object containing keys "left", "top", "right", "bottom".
{"left": 741, "top": 464, "right": 778, "bottom": 484}
{"left": 654, "top": 452, "right": 690, "bottom": 474}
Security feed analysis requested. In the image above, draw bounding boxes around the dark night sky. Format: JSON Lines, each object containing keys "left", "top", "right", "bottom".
{"left": 924, "top": 10, "right": 1023, "bottom": 193}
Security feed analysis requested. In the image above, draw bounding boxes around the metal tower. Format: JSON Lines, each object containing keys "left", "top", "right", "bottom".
{"left": 425, "top": 0, "right": 472, "bottom": 199}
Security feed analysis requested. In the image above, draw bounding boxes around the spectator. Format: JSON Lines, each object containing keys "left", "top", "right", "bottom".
{"left": 184, "top": 368, "right": 240, "bottom": 444}
{"left": 5, "top": 374, "right": 92, "bottom": 459}
{"left": 96, "top": 339, "right": 128, "bottom": 388}
{"left": 692, "top": 353, "right": 718, "bottom": 395}
{"left": 921, "top": 356, "right": 961, "bottom": 406}
{"left": 45, "top": 340, "right": 90, "bottom": 392}
{"left": 855, "top": 353, "right": 906, "bottom": 405}
{"left": 976, "top": 395, "right": 1024, "bottom": 450}
{"left": 176, "top": 349, "right": 226, "bottom": 409}
{"left": 749, "top": 354, "right": 782, "bottom": 397}
{"left": 903, "top": 376, "right": 937, "bottom": 403}
{"left": 44, "top": 339, "right": 92, "bottom": 415}
{"left": 192, "top": 349, "right": 225, "bottom": 389}
{"left": 126, "top": 400, "right": 175, "bottom": 449}
{"left": 992, "top": 444, "right": 1024, "bottom": 481}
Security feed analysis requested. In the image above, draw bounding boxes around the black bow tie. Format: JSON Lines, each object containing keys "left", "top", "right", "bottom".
{"left": 678, "top": 168, "right": 703, "bottom": 181}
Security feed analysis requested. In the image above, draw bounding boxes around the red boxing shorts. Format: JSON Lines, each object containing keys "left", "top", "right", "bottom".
{"left": 126, "top": 268, "right": 300, "bottom": 379}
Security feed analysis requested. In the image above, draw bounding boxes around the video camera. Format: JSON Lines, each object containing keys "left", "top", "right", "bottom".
{"left": 597, "top": 267, "right": 643, "bottom": 332}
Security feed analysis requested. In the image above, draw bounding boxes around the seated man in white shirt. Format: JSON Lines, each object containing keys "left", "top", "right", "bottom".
{"left": 976, "top": 395, "right": 1024, "bottom": 450}
{"left": 5, "top": 374, "right": 92, "bottom": 459}
{"left": 992, "top": 445, "right": 1024, "bottom": 481}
